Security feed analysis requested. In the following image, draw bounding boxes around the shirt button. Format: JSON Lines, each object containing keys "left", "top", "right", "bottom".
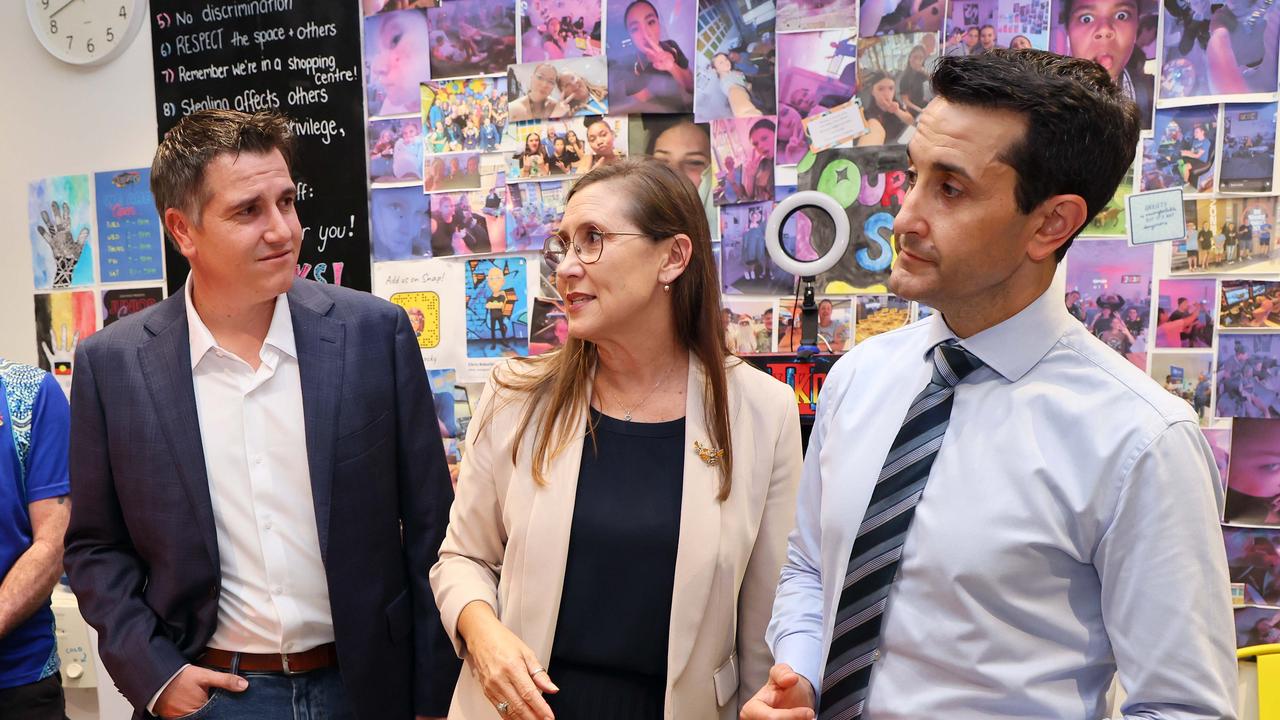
{"left": 264, "top": 520, "right": 273, "bottom": 531}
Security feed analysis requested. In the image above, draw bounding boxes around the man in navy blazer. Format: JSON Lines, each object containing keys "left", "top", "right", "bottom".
{"left": 63, "top": 110, "right": 459, "bottom": 719}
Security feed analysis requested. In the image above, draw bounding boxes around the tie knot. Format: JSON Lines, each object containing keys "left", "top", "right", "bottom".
{"left": 931, "top": 340, "right": 984, "bottom": 388}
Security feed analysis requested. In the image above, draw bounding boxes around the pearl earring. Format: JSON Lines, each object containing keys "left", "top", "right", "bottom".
{"left": 663, "top": 284, "right": 671, "bottom": 293}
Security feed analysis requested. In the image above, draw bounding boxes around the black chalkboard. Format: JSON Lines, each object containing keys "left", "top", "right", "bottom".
{"left": 150, "top": 0, "right": 371, "bottom": 293}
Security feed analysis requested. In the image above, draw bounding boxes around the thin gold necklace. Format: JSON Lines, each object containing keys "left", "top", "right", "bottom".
{"left": 599, "top": 358, "right": 676, "bottom": 422}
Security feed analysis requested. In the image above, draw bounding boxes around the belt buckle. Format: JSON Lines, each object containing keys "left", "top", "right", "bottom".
{"left": 281, "top": 652, "right": 295, "bottom": 675}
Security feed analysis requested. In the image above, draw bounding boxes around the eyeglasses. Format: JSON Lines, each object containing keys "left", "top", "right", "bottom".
{"left": 542, "top": 226, "right": 649, "bottom": 270}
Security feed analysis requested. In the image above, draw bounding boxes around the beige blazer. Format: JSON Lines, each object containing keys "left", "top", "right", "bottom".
{"left": 430, "top": 354, "right": 802, "bottom": 719}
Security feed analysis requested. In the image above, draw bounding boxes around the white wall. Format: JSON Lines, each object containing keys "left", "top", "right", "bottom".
{"left": 0, "top": 2, "right": 160, "bottom": 365}
{"left": 0, "top": 5, "right": 156, "bottom": 718}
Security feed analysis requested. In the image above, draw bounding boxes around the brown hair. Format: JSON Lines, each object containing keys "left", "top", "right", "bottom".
{"left": 151, "top": 109, "right": 296, "bottom": 248}
{"left": 487, "top": 158, "right": 735, "bottom": 499}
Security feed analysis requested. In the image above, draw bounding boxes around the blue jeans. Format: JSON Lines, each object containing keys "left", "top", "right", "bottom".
{"left": 177, "top": 654, "right": 355, "bottom": 720}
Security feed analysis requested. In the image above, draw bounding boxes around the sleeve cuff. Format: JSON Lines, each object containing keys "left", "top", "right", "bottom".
{"left": 773, "top": 633, "right": 823, "bottom": 704}
{"left": 147, "top": 664, "right": 190, "bottom": 715}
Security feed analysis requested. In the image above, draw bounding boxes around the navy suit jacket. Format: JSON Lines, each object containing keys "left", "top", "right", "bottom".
{"left": 63, "top": 279, "right": 460, "bottom": 719}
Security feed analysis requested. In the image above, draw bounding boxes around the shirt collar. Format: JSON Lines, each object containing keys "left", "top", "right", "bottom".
{"left": 185, "top": 275, "right": 296, "bottom": 370}
{"left": 923, "top": 283, "right": 1075, "bottom": 383}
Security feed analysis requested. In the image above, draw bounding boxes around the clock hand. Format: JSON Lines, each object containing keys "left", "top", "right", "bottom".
{"left": 49, "top": 0, "right": 82, "bottom": 19}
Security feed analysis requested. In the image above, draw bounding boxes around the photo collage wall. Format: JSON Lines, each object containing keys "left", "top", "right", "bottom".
{"left": 21, "top": 0, "right": 1279, "bottom": 646}
{"left": 358, "top": 0, "right": 1280, "bottom": 645}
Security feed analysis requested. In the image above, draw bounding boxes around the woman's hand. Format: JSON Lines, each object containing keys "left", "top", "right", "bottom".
{"left": 458, "top": 601, "right": 559, "bottom": 720}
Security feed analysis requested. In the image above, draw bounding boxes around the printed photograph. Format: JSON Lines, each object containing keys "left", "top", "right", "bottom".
{"left": 429, "top": 169, "right": 507, "bottom": 256}
{"left": 776, "top": 30, "right": 859, "bottom": 165}
{"left": 1063, "top": 239, "right": 1154, "bottom": 371}
{"left": 1225, "top": 526, "right": 1280, "bottom": 605}
{"left": 797, "top": 145, "right": 908, "bottom": 293}
{"left": 1173, "top": 197, "right": 1280, "bottom": 274}
{"left": 722, "top": 298, "right": 776, "bottom": 354}
{"left": 1141, "top": 105, "right": 1220, "bottom": 194}
{"left": 508, "top": 56, "right": 609, "bottom": 121}
{"left": 369, "top": 117, "right": 424, "bottom": 185}
{"left": 1220, "top": 102, "right": 1278, "bottom": 193}
{"left": 1216, "top": 333, "right": 1280, "bottom": 418}
{"left": 365, "top": 9, "right": 433, "bottom": 117}
{"left": 423, "top": 152, "right": 482, "bottom": 193}
{"left": 529, "top": 298, "right": 569, "bottom": 354}
{"left": 29, "top": 174, "right": 94, "bottom": 290}
{"left": 508, "top": 115, "right": 628, "bottom": 180}
{"left": 427, "top": 0, "right": 517, "bottom": 80}
{"left": 33, "top": 290, "right": 97, "bottom": 398}
{"left": 465, "top": 256, "right": 529, "bottom": 358}
{"left": 1159, "top": 0, "right": 1280, "bottom": 102}
{"left": 720, "top": 200, "right": 796, "bottom": 295}
{"left": 1225, "top": 418, "right": 1280, "bottom": 526}
{"left": 778, "top": 0, "right": 858, "bottom": 32}
{"left": 364, "top": 0, "right": 439, "bottom": 15}
{"left": 1205, "top": 426, "right": 1233, "bottom": 490}
{"left": 521, "top": 0, "right": 604, "bottom": 61}
{"left": 421, "top": 77, "right": 509, "bottom": 154}
{"left": 694, "top": 0, "right": 777, "bottom": 123}
{"left": 1153, "top": 278, "right": 1216, "bottom": 348}
{"left": 629, "top": 115, "right": 717, "bottom": 236}
{"left": 856, "top": 32, "right": 939, "bottom": 146}
{"left": 712, "top": 116, "right": 777, "bottom": 204}
{"left": 863, "top": 0, "right": 946, "bottom": 36}
{"left": 854, "top": 294, "right": 911, "bottom": 343}
{"left": 1221, "top": 279, "right": 1280, "bottom": 328}
{"left": 507, "top": 180, "right": 572, "bottom": 253}
{"left": 1049, "top": 0, "right": 1157, "bottom": 130}
{"left": 778, "top": 296, "right": 854, "bottom": 353}
{"left": 1080, "top": 167, "right": 1133, "bottom": 237}
{"left": 944, "top": 0, "right": 1051, "bottom": 53}
{"left": 605, "top": 0, "right": 697, "bottom": 114}
{"left": 1149, "top": 351, "right": 1214, "bottom": 424}
{"left": 371, "top": 186, "right": 433, "bottom": 261}
{"left": 1235, "top": 606, "right": 1280, "bottom": 647}
{"left": 101, "top": 287, "right": 163, "bottom": 327}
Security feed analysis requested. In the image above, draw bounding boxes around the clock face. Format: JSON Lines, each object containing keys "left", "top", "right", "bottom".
{"left": 26, "top": 0, "right": 147, "bottom": 66}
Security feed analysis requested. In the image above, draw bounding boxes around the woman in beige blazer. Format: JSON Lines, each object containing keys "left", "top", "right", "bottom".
{"left": 430, "top": 159, "right": 802, "bottom": 720}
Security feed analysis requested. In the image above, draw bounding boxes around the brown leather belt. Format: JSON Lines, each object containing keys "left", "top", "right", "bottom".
{"left": 198, "top": 643, "right": 338, "bottom": 675}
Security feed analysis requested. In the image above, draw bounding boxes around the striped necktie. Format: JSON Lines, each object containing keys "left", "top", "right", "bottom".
{"left": 818, "top": 339, "right": 985, "bottom": 720}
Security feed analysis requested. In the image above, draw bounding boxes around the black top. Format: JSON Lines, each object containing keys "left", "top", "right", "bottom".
{"left": 547, "top": 409, "right": 684, "bottom": 715}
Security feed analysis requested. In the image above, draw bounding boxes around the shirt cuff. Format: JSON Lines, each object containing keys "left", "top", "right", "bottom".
{"left": 147, "top": 664, "right": 190, "bottom": 715}
{"left": 773, "top": 633, "right": 823, "bottom": 705}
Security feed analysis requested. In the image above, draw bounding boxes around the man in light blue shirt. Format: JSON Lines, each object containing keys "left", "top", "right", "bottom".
{"left": 745, "top": 50, "right": 1236, "bottom": 720}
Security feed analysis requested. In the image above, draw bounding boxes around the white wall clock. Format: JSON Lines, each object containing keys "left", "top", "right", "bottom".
{"left": 26, "top": 0, "right": 148, "bottom": 66}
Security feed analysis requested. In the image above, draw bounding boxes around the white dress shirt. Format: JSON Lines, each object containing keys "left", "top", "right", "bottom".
{"left": 768, "top": 284, "right": 1237, "bottom": 719}
{"left": 150, "top": 282, "right": 334, "bottom": 711}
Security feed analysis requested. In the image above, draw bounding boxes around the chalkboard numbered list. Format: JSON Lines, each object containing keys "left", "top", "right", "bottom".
{"left": 151, "top": 0, "right": 371, "bottom": 293}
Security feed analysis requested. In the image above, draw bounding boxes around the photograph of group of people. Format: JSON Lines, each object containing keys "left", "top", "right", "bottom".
{"left": 1216, "top": 333, "right": 1280, "bottom": 418}
{"left": 719, "top": 296, "right": 868, "bottom": 355}
{"left": 1155, "top": 278, "right": 1216, "bottom": 348}
{"left": 1143, "top": 105, "right": 1220, "bottom": 193}
{"left": 1227, "top": 527, "right": 1280, "bottom": 605}
{"left": 421, "top": 77, "right": 510, "bottom": 153}
{"left": 1151, "top": 352, "right": 1215, "bottom": 422}
{"left": 694, "top": 0, "right": 777, "bottom": 122}
{"left": 1220, "top": 102, "right": 1278, "bottom": 192}
{"left": 508, "top": 115, "right": 627, "bottom": 179}
{"left": 1064, "top": 239, "right": 1155, "bottom": 371}
{"left": 1173, "top": 197, "right": 1280, "bottom": 274}
{"left": 507, "top": 56, "right": 609, "bottom": 120}
{"left": 520, "top": 0, "right": 603, "bottom": 61}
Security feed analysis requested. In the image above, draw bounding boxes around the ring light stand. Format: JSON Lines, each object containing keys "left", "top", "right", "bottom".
{"left": 764, "top": 191, "right": 851, "bottom": 359}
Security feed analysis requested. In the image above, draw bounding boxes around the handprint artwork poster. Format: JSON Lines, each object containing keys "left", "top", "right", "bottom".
{"left": 29, "top": 175, "right": 95, "bottom": 290}
{"left": 33, "top": 291, "right": 97, "bottom": 398}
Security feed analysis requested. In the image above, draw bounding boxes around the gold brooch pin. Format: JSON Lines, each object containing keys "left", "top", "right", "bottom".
{"left": 694, "top": 441, "right": 724, "bottom": 466}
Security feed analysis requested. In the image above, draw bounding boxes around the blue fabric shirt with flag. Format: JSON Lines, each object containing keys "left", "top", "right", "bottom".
{"left": 0, "top": 360, "right": 69, "bottom": 690}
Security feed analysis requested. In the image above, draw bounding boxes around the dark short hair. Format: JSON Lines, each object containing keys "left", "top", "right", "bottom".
{"left": 980, "top": 23, "right": 995, "bottom": 31}
{"left": 929, "top": 50, "right": 1139, "bottom": 260}
{"left": 584, "top": 115, "right": 608, "bottom": 130}
{"left": 151, "top": 109, "right": 296, "bottom": 248}
{"left": 749, "top": 118, "right": 776, "bottom": 135}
